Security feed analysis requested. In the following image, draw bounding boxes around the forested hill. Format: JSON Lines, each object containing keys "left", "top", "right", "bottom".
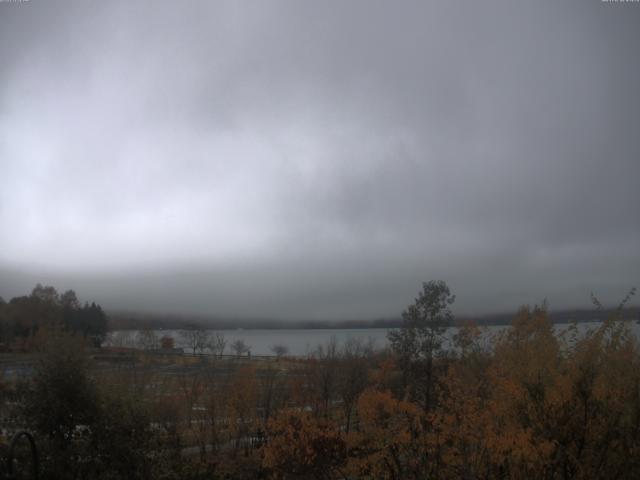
{"left": 106, "top": 305, "right": 640, "bottom": 330}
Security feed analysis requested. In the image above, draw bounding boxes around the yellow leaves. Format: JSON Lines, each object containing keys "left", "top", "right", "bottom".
{"left": 369, "top": 357, "right": 397, "bottom": 388}
{"left": 357, "top": 389, "right": 396, "bottom": 426}
{"left": 267, "top": 305, "right": 640, "bottom": 478}
{"left": 227, "top": 366, "right": 258, "bottom": 436}
{"left": 262, "top": 409, "right": 346, "bottom": 478}
{"left": 453, "top": 320, "right": 483, "bottom": 356}
{"left": 343, "top": 389, "right": 430, "bottom": 478}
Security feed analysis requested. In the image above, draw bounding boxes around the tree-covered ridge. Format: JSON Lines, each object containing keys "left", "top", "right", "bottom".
{"left": 0, "top": 284, "right": 107, "bottom": 348}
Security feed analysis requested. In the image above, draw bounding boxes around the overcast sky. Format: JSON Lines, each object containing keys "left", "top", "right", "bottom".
{"left": 0, "top": 0, "right": 638, "bottom": 320}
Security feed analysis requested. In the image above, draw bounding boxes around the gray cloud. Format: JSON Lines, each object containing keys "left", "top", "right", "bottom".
{"left": 0, "top": 0, "right": 638, "bottom": 319}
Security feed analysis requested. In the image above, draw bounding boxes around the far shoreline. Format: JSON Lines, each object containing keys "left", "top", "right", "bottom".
{"left": 107, "top": 306, "right": 639, "bottom": 331}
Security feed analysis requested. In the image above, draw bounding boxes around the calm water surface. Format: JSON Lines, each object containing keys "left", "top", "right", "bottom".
{"left": 107, "top": 321, "right": 640, "bottom": 356}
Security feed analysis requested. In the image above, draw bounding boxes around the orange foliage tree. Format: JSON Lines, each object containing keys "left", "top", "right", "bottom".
{"left": 263, "top": 409, "right": 346, "bottom": 479}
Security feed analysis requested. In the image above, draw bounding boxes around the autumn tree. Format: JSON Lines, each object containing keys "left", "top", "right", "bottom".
{"left": 387, "top": 280, "right": 454, "bottom": 410}
{"left": 259, "top": 365, "right": 281, "bottom": 425}
{"left": 7, "top": 295, "right": 61, "bottom": 342}
{"left": 337, "top": 337, "right": 374, "bottom": 432}
{"left": 307, "top": 337, "right": 340, "bottom": 418}
{"left": 21, "top": 333, "right": 99, "bottom": 479}
{"left": 89, "top": 390, "right": 160, "bottom": 479}
{"left": 346, "top": 388, "right": 427, "bottom": 479}
{"left": 31, "top": 283, "right": 59, "bottom": 304}
{"left": 263, "top": 409, "right": 346, "bottom": 479}
{"left": 177, "top": 370, "right": 203, "bottom": 425}
{"left": 227, "top": 366, "right": 258, "bottom": 455}
{"left": 20, "top": 332, "right": 188, "bottom": 479}
{"left": 201, "top": 366, "right": 230, "bottom": 454}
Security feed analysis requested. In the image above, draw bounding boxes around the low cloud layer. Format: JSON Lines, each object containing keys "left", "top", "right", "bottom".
{"left": 1, "top": 1, "right": 638, "bottom": 319}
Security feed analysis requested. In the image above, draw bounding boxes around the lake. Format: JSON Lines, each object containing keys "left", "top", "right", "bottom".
{"left": 107, "top": 328, "right": 391, "bottom": 356}
{"left": 106, "top": 321, "right": 640, "bottom": 356}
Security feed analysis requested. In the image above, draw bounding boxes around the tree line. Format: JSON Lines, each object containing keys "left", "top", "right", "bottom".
{"left": 0, "top": 284, "right": 108, "bottom": 349}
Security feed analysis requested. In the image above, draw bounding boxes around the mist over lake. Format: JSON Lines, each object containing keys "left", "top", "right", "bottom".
{"left": 107, "top": 321, "right": 640, "bottom": 356}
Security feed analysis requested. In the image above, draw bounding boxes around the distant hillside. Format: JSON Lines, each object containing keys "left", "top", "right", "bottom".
{"left": 462, "top": 306, "right": 639, "bottom": 326}
{"left": 106, "top": 311, "right": 402, "bottom": 330}
{"left": 107, "top": 305, "right": 640, "bottom": 330}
